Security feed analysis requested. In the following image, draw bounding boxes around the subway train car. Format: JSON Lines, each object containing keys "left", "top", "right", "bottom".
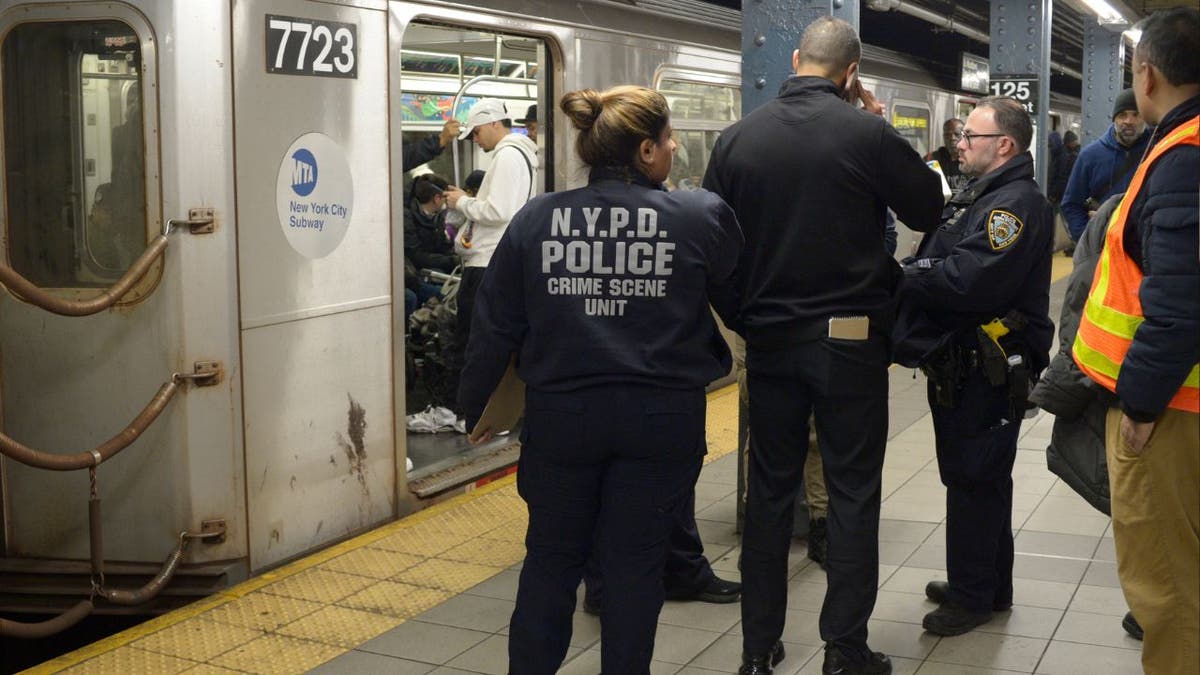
{"left": 0, "top": 0, "right": 1078, "bottom": 619}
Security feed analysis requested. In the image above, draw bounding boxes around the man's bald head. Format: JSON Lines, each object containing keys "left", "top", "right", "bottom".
{"left": 795, "top": 16, "right": 862, "bottom": 75}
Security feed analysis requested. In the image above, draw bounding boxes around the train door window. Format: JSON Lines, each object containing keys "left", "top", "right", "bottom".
{"left": 399, "top": 22, "right": 548, "bottom": 193}
{"left": 655, "top": 73, "right": 740, "bottom": 191}
{"left": 2, "top": 20, "right": 152, "bottom": 288}
{"left": 891, "top": 101, "right": 932, "bottom": 157}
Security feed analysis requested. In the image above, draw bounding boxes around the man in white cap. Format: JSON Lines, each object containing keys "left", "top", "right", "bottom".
{"left": 444, "top": 98, "right": 539, "bottom": 416}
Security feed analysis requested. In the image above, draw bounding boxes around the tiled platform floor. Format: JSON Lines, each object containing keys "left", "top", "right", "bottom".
{"left": 309, "top": 398, "right": 1142, "bottom": 675}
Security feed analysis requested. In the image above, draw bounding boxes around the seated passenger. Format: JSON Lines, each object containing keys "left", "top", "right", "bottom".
{"left": 458, "top": 85, "right": 742, "bottom": 674}
{"left": 404, "top": 173, "right": 457, "bottom": 275}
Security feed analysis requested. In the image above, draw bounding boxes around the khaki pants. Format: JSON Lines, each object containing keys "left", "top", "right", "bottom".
{"left": 1106, "top": 407, "right": 1199, "bottom": 674}
{"left": 805, "top": 421, "right": 828, "bottom": 519}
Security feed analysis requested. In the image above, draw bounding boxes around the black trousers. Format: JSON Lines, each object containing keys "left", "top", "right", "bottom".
{"left": 451, "top": 266, "right": 486, "bottom": 410}
{"left": 582, "top": 487, "right": 715, "bottom": 606}
{"left": 509, "top": 385, "right": 705, "bottom": 675}
{"left": 741, "top": 335, "right": 889, "bottom": 657}
{"left": 929, "top": 367, "right": 1020, "bottom": 613}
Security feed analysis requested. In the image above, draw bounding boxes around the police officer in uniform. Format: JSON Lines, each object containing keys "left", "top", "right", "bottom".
{"left": 459, "top": 85, "right": 742, "bottom": 675}
{"left": 893, "top": 96, "right": 1054, "bottom": 636}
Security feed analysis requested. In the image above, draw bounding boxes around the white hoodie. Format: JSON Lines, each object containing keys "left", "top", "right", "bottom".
{"left": 453, "top": 133, "right": 539, "bottom": 268}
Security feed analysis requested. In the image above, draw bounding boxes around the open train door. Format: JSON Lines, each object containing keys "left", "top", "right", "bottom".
{"left": 230, "top": 0, "right": 398, "bottom": 570}
{"left": 0, "top": 0, "right": 247, "bottom": 608}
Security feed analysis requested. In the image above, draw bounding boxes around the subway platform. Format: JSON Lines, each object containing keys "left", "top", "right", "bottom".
{"left": 28, "top": 259, "right": 1143, "bottom": 675}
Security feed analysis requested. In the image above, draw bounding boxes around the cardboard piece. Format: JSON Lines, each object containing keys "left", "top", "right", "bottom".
{"left": 470, "top": 357, "right": 525, "bottom": 439}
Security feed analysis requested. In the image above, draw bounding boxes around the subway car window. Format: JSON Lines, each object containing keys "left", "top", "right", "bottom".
{"left": 658, "top": 77, "right": 739, "bottom": 191}
{"left": 891, "top": 102, "right": 932, "bottom": 157}
{"left": 399, "top": 22, "right": 545, "bottom": 191}
{"left": 2, "top": 21, "right": 146, "bottom": 287}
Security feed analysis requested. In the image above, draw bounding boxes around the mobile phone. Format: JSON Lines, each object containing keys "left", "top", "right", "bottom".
{"left": 828, "top": 316, "right": 870, "bottom": 340}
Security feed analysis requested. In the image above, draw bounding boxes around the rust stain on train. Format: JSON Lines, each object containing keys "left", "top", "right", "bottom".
{"left": 336, "top": 394, "right": 370, "bottom": 497}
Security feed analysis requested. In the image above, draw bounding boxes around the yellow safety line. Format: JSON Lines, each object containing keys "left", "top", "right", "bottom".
{"left": 32, "top": 386, "right": 745, "bottom": 672}
{"left": 27, "top": 474, "right": 519, "bottom": 673}
{"left": 1051, "top": 253, "right": 1073, "bottom": 284}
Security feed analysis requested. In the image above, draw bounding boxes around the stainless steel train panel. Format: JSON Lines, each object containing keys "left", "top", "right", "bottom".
{"left": 241, "top": 304, "right": 395, "bottom": 567}
{"left": 0, "top": 1, "right": 245, "bottom": 564}
{"left": 233, "top": 0, "right": 394, "bottom": 571}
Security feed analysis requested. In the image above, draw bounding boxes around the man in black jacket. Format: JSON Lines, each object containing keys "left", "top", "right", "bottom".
{"left": 893, "top": 97, "right": 1054, "bottom": 637}
{"left": 702, "top": 16, "right": 941, "bottom": 675}
{"left": 402, "top": 119, "right": 460, "bottom": 172}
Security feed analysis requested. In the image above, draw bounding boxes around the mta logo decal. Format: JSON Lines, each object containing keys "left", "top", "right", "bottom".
{"left": 291, "top": 149, "right": 318, "bottom": 196}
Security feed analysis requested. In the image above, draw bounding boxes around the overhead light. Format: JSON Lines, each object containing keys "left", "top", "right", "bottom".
{"left": 1123, "top": 28, "right": 1142, "bottom": 45}
{"left": 1080, "top": 0, "right": 1126, "bottom": 24}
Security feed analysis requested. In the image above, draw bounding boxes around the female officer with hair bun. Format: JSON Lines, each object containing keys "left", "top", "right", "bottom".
{"left": 458, "top": 85, "right": 742, "bottom": 674}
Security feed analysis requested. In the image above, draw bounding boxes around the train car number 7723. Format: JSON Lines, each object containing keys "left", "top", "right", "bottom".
{"left": 265, "top": 14, "right": 357, "bottom": 79}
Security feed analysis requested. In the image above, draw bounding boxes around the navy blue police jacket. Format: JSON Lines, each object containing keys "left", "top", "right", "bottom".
{"left": 458, "top": 167, "right": 744, "bottom": 430}
{"left": 893, "top": 153, "right": 1054, "bottom": 373}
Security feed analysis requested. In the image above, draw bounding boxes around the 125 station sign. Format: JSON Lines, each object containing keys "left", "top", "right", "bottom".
{"left": 989, "top": 75, "right": 1038, "bottom": 115}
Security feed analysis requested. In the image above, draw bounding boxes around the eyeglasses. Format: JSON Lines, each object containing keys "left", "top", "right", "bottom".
{"left": 958, "top": 131, "right": 1007, "bottom": 148}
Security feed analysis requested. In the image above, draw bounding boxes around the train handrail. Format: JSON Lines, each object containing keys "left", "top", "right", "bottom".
{"left": 449, "top": 75, "right": 538, "bottom": 186}
{"left": 90, "top": 484, "right": 193, "bottom": 607}
{"left": 0, "top": 370, "right": 214, "bottom": 471}
{"left": 0, "top": 233, "right": 169, "bottom": 317}
{"left": 0, "top": 600, "right": 94, "bottom": 639}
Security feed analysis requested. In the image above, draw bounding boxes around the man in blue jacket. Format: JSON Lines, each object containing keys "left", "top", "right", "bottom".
{"left": 1060, "top": 89, "right": 1151, "bottom": 240}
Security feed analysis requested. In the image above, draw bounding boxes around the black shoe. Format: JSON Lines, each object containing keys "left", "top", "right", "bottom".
{"left": 665, "top": 575, "right": 742, "bottom": 603}
{"left": 738, "top": 641, "right": 785, "bottom": 675}
{"left": 924, "top": 580, "right": 1012, "bottom": 611}
{"left": 582, "top": 596, "right": 600, "bottom": 616}
{"left": 807, "top": 517, "right": 828, "bottom": 569}
{"left": 822, "top": 649, "right": 892, "bottom": 675}
{"left": 922, "top": 601, "right": 992, "bottom": 636}
{"left": 1122, "top": 612, "right": 1144, "bottom": 641}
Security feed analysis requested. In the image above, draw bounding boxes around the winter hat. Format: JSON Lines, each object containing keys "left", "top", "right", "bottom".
{"left": 1112, "top": 89, "right": 1137, "bottom": 119}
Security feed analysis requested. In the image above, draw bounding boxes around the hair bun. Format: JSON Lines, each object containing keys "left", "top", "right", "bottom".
{"left": 560, "top": 89, "right": 603, "bottom": 133}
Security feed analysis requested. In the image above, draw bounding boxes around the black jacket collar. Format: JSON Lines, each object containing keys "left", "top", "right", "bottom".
{"left": 777, "top": 75, "right": 841, "bottom": 99}
{"left": 952, "top": 152, "right": 1035, "bottom": 206}
{"left": 588, "top": 165, "right": 663, "bottom": 191}
{"left": 1149, "top": 94, "right": 1200, "bottom": 147}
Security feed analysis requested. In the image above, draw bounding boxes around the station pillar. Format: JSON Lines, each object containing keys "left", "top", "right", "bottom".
{"left": 989, "top": 0, "right": 1053, "bottom": 191}
{"left": 737, "top": 0, "right": 860, "bottom": 535}
{"left": 1080, "top": 22, "right": 1126, "bottom": 145}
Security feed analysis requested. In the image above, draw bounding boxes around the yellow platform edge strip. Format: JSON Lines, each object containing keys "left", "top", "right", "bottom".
{"left": 29, "top": 383, "right": 740, "bottom": 673}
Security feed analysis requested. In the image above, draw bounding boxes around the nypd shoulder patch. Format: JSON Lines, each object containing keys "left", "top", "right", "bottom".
{"left": 987, "top": 209, "right": 1023, "bottom": 250}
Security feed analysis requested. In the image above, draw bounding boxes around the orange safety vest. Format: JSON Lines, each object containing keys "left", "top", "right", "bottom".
{"left": 1072, "top": 115, "right": 1200, "bottom": 414}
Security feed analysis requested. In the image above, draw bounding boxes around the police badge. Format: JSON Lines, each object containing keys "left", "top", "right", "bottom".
{"left": 987, "top": 209, "right": 1023, "bottom": 250}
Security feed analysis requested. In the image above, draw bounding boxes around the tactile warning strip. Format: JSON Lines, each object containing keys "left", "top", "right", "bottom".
{"left": 28, "top": 384, "right": 739, "bottom": 674}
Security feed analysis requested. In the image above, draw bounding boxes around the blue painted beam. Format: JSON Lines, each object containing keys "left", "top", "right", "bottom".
{"left": 1081, "top": 21, "right": 1125, "bottom": 146}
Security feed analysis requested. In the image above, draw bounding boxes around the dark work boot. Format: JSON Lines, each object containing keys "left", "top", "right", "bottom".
{"left": 807, "top": 517, "right": 828, "bottom": 569}
{"left": 737, "top": 641, "right": 784, "bottom": 675}
{"left": 665, "top": 574, "right": 742, "bottom": 603}
{"left": 822, "top": 648, "right": 892, "bottom": 675}
{"left": 1122, "top": 612, "right": 1144, "bottom": 641}
{"left": 922, "top": 601, "right": 992, "bottom": 636}
{"left": 925, "top": 580, "right": 1012, "bottom": 611}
